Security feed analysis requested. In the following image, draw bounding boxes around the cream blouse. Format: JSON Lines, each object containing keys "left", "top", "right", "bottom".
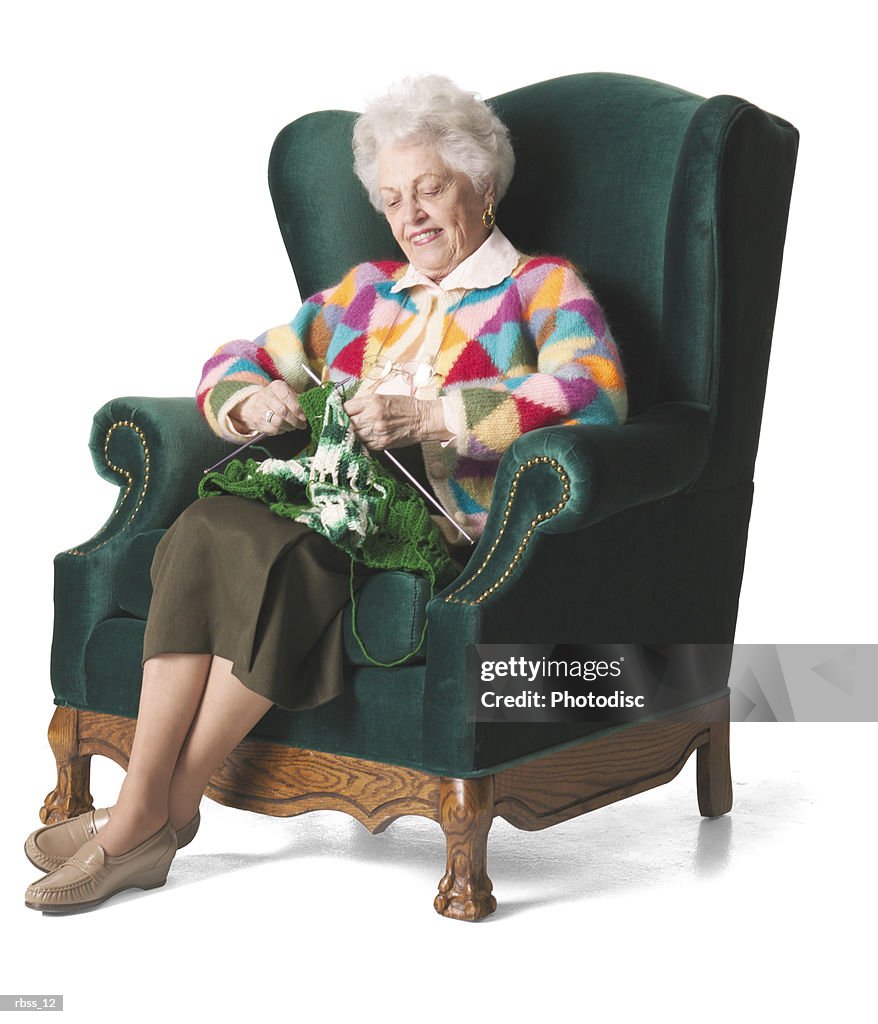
{"left": 341, "top": 228, "right": 522, "bottom": 439}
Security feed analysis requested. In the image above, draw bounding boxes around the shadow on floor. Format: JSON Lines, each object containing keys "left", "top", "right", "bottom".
{"left": 163, "top": 769, "right": 810, "bottom": 920}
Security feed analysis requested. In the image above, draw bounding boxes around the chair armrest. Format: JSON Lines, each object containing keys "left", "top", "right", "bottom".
{"left": 51, "top": 396, "right": 230, "bottom": 706}
{"left": 503, "top": 400, "right": 710, "bottom": 532}
{"left": 79, "top": 395, "right": 231, "bottom": 549}
{"left": 444, "top": 401, "right": 710, "bottom": 606}
{"left": 421, "top": 401, "right": 711, "bottom": 770}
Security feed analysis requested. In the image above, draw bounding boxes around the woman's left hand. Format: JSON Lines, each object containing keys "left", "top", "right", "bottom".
{"left": 343, "top": 394, "right": 450, "bottom": 450}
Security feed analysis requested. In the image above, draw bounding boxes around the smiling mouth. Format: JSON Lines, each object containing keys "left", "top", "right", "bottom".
{"left": 410, "top": 229, "right": 443, "bottom": 246}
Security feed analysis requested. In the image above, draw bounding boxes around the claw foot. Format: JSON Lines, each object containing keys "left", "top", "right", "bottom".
{"left": 435, "top": 778, "right": 496, "bottom": 921}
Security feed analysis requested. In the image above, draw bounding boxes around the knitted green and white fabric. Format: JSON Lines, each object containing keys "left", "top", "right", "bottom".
{"left": 198, "top": 384, "right": 457, "bottom": 663}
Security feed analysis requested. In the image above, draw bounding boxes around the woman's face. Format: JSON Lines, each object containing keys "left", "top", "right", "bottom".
{"left": 377, "top": 142, "right": 492, "bottom": 282}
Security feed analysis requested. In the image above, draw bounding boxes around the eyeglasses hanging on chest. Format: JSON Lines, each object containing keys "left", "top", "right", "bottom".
{"left": 364, "top": 287, "right": 470, "bottom": 396}
{"left": 363, "top": 354, "right": 444, "bottom": 394}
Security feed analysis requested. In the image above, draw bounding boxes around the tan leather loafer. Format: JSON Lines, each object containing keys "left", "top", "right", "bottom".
{"left": 25, "top": 808, "right": 200, "bottom": 873}
{"left": 24, "top": 822, "right": 177, "bottom": 913}
{"left": 25, "top": 808, "right": 111, "bottom": 874}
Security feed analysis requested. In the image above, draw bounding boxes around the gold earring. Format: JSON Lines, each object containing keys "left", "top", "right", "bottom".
{"left": 482, "top": 202, "right": 495, "bottom": 229}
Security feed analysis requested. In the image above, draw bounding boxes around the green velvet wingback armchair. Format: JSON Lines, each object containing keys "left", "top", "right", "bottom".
{"left": 44, "top": 72, "right": 798, "bottom": 920}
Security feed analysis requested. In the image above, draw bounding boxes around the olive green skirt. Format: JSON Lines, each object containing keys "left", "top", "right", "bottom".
{"left": 142, "top": 494, "right": 375, "bottom": 711}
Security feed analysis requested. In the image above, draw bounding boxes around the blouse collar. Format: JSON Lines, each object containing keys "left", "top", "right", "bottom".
{"left": 390, "top": 227, "right": 522, "bottom": 293}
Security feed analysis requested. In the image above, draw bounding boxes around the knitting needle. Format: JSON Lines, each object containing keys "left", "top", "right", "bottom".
{"left": 204, "top": 432, "right": 268, "bottom": 473}
{"left": 203, "top": 369, "right": 474, "bottom": 543}
{"left": 298, "top": 364, "right": 474, "bottom": 544}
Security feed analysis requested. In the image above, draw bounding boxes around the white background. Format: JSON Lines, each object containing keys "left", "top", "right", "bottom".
{"left": 1, "top": 2, "right": 874, "bottom": 1020}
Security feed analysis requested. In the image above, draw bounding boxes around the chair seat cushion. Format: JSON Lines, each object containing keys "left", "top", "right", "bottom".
{"left": 115, "top": 529, "right": 430, "bottom": 666}
{"left": 83, "top": 616, "right": 428, "bottom": 766}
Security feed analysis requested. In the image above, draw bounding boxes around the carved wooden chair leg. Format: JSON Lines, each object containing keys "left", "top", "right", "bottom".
{"left": 434, "top": 776, "right": 497, "bottom": 921}
{"left": 40, "top": 706, "right": 95, "bottom": 824}
{"left": 696, "top": 714, "right": 733, "bottom": 818}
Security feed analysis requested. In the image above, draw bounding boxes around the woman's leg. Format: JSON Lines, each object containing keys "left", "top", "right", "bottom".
{"left": 96, "top": 654, "right": 272, "bottom": 855}
{"left": 166, "top": 657, "right": 273, "bottom": 832}
{"left": 94, "top": 653, "right": 210, "bottom": 854}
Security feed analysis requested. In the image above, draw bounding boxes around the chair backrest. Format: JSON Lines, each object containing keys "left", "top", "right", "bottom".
{"left": 268, "top": 72, "right": 798, "bottom": 487}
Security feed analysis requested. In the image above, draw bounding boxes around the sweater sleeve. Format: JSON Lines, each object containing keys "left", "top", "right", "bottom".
{"left": 442, "top": 259, "right": 628, "bottom": 461}
{"left": 195, "top": 301, "right": 323, "bottom": 441}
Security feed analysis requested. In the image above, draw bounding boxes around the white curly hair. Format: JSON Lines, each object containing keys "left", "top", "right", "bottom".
{"left": 352, "top": 75, "right": 515, "bottom": 212}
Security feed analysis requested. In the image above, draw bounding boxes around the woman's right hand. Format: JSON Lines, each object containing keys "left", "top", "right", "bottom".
{"left": 228, "top": 380, "right": 308, "bottom": 435}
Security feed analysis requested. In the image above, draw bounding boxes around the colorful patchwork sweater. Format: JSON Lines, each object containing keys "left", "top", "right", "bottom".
{"left": 197, "top": 256, "right": 628, "bottom": 538}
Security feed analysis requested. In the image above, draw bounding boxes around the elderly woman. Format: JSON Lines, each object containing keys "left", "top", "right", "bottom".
{"left": 24, "top": 75, "right": 627, "bottom": 912}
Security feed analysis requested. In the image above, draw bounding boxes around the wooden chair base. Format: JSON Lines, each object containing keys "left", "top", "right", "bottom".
{"left": 41, "top": 695, "right": 731, "bottom": 921}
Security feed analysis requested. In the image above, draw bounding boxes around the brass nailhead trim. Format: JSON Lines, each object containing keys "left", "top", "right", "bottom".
{"left": 66, "top": 420, "right": 151, "bottom": 556}
{"left": 445, "top": 456, "right": 570, "bottom": 605}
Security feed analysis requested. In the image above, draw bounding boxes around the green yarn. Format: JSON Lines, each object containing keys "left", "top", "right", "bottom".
{"left": 198, "top": 384, "right": 457, "bottom": 665}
